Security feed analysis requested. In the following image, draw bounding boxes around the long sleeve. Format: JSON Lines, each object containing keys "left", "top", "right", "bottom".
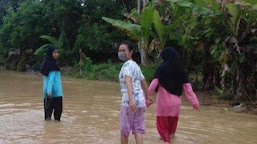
{"left": 148, "top": 78, "right": 159, "bottom": 95}
{"left": 47, "top": 71, "right": 56, "bottom": 94}
{"left": 183, "top": 83, "right": 199, "bottom": 108}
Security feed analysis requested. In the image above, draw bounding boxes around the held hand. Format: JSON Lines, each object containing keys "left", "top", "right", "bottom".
{"left": 193, "top": 105, "right": 200, "bottom": 111}
{"left": 129, "top": 99, "right": 137, "bottom": 111}
{"left": 47, "top": 93, "right": 52, "bottom": 97}
{"left": 146, "top": 99, "right": 154, "bottom": 107}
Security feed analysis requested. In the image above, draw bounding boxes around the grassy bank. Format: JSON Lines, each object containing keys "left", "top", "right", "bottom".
{"left": 62, "top": 58, "right": 157, "bottom": 82}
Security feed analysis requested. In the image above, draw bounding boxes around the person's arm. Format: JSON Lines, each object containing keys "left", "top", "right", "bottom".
{"left": 141, "top": 78, "right": 153, "bottom": 107}
{"left": 125, "top": 76, "right": 136, "bottom": 111}
{"left": 183, "top": 83, "right": 200, "bottom": 110}
{"left": 141, "top": 79, "right": 149, "bottom": 100}
{"left": 47, "top": 71, "right": 56, "bottom": 97}
{"left": 148, "top": 78, "right": 159, "bottom": 95}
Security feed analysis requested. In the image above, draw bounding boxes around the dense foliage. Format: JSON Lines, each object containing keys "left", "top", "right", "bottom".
{"left": 0, "top": 0, "right": 135, "bottom": 66}
{"left": 0, "top": 0, "right": 256, "bottom": 101}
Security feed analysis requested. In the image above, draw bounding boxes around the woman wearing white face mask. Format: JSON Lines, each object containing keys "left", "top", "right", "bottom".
{"left": 118, "top": 40, "right": 153, "bottom": 144}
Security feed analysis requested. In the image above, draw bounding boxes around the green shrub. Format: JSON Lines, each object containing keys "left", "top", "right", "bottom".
{"left": 141, "top": 64, "right": 158, "bottom": 83}
{"left": 64, "top": 57, "right": 156, "bottom": 82}
{"left": 17, "top": 57, "right": 26, "bottom": 72}
{"left": 31, "top": 62, "right": 41, "bottom": 72}
{"left": 10, "top": 61, "right": 17, "bottom": 71}
{"left": 213, "top": 86, "right": 233, "bottom": 100}
{"left": 0, "top": 57, "right": 7, "bottom": 67}
{"left": 5, "top": 64, "right": 10, "bottom": 70}
{"left": 91, "top": 62, "right": 122, "bottom": 81}
{"left": 0, "top": 56, "right": 4, "bottom": 66}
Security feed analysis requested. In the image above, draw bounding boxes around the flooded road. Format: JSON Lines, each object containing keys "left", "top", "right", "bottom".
{"left": 0, "top": 71, "right": 257, "bottom": 144}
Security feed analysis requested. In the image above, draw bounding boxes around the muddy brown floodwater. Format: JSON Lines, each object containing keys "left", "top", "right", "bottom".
{"left": 0, "top": 71, "right": 257, "bottom": 144}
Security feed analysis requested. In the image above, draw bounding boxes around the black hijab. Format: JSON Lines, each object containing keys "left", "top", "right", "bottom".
{"left": 153, "top": 47, "right": 189, "bottom": 96}
{"left": 40, "top": 45, "right": 60, "bottom": 76}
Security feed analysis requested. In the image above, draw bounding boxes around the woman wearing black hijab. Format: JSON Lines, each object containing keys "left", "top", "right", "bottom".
{"left": 41, "top": 45, "right": 63, "bottom": 121}
{"left": 148, "top": 47, "right": 200, "bottom": 144}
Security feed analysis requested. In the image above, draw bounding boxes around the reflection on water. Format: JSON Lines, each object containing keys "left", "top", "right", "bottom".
{"left": 0, "top": 71, "right": 257, "bottom": 144}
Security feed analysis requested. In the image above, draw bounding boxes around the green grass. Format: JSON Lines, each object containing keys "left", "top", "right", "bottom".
{"left": 63, "top": 58, "right": 157, "bottom": 82}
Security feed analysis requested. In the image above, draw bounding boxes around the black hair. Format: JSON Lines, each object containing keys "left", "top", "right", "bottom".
{"left": 120, "top": 40, "right": 133, "bottom": 51}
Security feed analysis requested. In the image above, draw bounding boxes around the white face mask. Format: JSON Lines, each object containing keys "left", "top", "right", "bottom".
{"left": 118, "top": 52, "right": 129, "bottom": 62}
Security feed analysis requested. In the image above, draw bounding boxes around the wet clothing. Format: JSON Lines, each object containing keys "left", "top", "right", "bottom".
{"left": 120, "top": 106, "right": 145, "bottom": 136}
{"left": 157, "top": 116, "right": 178, "bottom": 142}
{"left": 149, "top": 79, "right": 199, "bottom": 116}
{"left": 149, "top": 47, "right": 200, "bottom": 143}
{"left": 43, "top": 71, "right": 63, "bottom": 98}
{"left": 153, "top": 47, "right": 189, "bottom": 96}
{"left": 44, "top": 97, "right": 63, "bottom": 121}
{"left": 148, "top": 79, "right": 199, "bottom": 143}
{"left": 41, "top": 45, "right": 63, "bottom": 121}
{"left": 119, "top": 60, "right": 146, "bottom": 136}
{"left": 119, "top": 60, "right": 146, "bottom": 107}
{"left": 43, "top": 71, "right": 63, "bottom": 121}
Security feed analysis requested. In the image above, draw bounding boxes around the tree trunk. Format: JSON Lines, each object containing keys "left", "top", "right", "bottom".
{"left": 137, "top": 0, "right": 141, "bottom": 14}
{"left": 142, "top": 0, "right": 148, "bottom": 8}
{"left": 221, "top": 63, "right": 229, "bottom": 96}
{"left": 140, "top": 48, "right": 149, "bottom": 66}
{"left": 139, "top": 39, "right": 149, "bottom": 66}
{"left": 137, "top": 0, "right": 150, "bottom": 66}
{"left": 235, "top": 63, "right": 256, "bottom": 101}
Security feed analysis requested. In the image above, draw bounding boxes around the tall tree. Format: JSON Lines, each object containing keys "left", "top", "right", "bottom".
{"left": 0, "top": 0, "right": 25, "bottom": 25}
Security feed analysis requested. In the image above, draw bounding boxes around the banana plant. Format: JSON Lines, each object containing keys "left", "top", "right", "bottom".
{"left": 152, "top": 9, "right": 173, "bottom": 51}
{"left": 226, "top": 3, "right": 241, "bottom": 37}
{"left": 34, "top": 31, "right": 65, "bottom": 56}
{"left": 189, "top": 0, "right": 257, "bottom": 100}
{"left": 102, "top": 4, "right": 154, "bottom": 66}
